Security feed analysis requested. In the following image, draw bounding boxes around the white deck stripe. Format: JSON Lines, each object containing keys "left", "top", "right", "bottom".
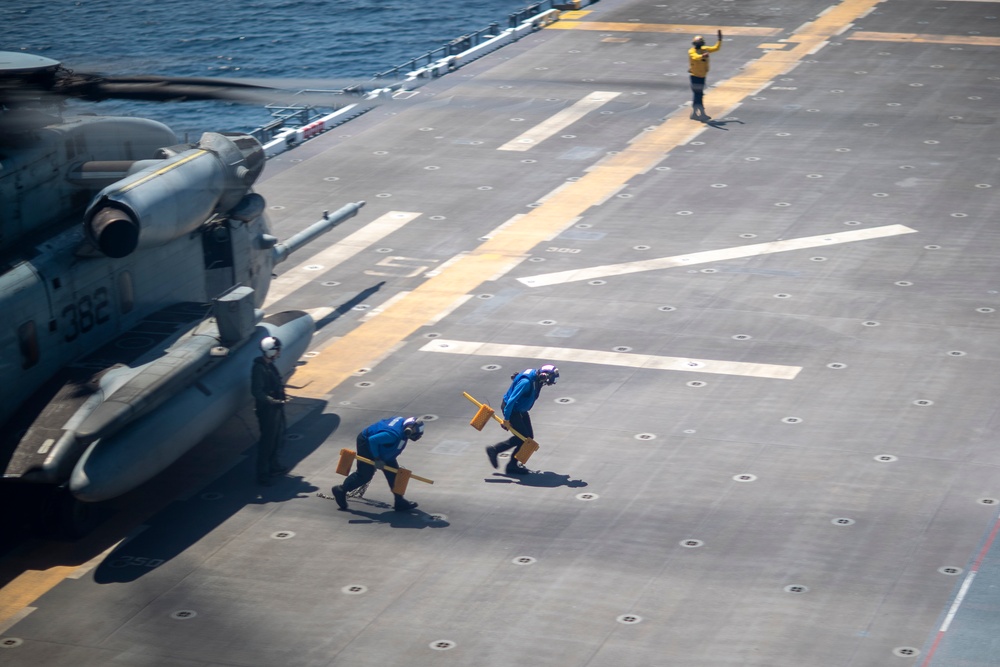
{"left": 940, "top": 571, "right": 976, "bottom": 633}
{"left": 420, "top": 339, "right": 801, "bottom": 380}
{"left": 519, "top": 224, "right": 918, "bottom": 287}
{"left": 497, "top": 91, "right": 622, "bottom": 152}
{"left": 264, "top": 211, "right": 422, "bottom": 307}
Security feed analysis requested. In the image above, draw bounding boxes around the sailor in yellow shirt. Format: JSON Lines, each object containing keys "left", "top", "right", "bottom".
{"left": 688, "top": 30, "right": 722, "bottom": 121}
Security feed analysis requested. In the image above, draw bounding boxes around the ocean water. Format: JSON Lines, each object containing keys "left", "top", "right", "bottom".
{"left": 3, "top": 0, "right": 538, "bottom": 137}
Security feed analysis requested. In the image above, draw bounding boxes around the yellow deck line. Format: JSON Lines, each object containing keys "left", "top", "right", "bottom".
{"left": 291, "top": 0, "right": 886, "bottom": 400}
{"left": 546, "top": 22, "right": 783, "bottom": 36}
{"left": 0, "top": 534, "right": 135, "bottom": 630}
{"left": 849, "top": 31, "right": 1000, "bottom": 47}
{"left": 0, "top": 565, "right": 83, "bottom": 629}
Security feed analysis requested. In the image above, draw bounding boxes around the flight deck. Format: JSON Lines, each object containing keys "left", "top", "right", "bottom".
{"left": 2, "top": 0, "right": 1000, "bottom": 665}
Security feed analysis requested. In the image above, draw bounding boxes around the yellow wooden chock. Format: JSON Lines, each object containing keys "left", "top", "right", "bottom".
{"left": 470, "top": 404, "right": 495, "bottom": 431}
{"left": 335, "top": 448, "right": 434, "bottom": 495}
{"left": 514, "top": 439, "right": 540, "bottom": 464}
{"left": 335, "top": 448, "right": 356, "bottom": 476}
{"left": 392, "top": 468, "right": 413, "bottom": 495}
{"left": 463, "top": 391, "right": 541, "bottom": 464}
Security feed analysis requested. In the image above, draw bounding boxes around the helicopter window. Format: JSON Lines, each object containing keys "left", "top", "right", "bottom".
{"left": 118, "top": 271, "right": 134, "bottom": 314}
{"left": 18, "top": 321, "right": 39, "bottom": 369}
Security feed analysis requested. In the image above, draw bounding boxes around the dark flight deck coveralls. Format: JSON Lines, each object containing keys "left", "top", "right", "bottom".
{"left": 493, "top": 368, "right": 543, "bottom": 474}
{"left": 251, "top": 355, "right": 286, "bottom": 483}
{"left": 341, "top": 417, "right": 415, "bottom": 510}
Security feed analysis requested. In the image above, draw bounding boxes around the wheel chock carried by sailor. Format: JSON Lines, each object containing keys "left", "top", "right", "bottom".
{"left": 331, "top": 416, "right": 430, "bottom": 511}
{"left": 464, "top": 392, "right": 539, "bottom": 465}
{"left": 482, "top": 364, "right": 558, "bottom": 475}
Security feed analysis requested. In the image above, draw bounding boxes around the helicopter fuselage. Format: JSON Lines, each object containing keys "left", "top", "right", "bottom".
{"left": 1, "top": 118, "right": 274, "bottom": 428}
{"left": 0, "top": 116, "right": 329, "bottom": 511}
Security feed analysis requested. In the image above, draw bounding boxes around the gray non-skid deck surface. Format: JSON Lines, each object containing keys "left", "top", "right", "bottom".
{"left": 3, "top": 0, "right": 1000, "bottom": 665}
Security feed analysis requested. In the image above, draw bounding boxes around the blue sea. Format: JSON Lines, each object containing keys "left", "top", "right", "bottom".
{"left": 3, "top": 0, "right": 538, "bottom": 137}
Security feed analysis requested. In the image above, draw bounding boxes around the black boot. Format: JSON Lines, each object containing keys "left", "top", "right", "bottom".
{"left": 332, "top": 485, "right": 347, "bottom": 510}
{"left": 486, "top": 445, "right": 499, "bottom": 469}
{"left": 506, "top": 462, "right": 530, "bottom": 475}
{"left": 691, "top": 104, "right": 710, "bottom": 121}
{"left": 394, "top": 498, "right": 418, "bottom": 512}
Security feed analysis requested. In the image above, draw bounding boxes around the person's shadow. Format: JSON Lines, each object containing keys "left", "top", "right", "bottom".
{"left": 484, "top": 469, "right": 588, "bottom": 488}
{"left": 703, "top": 118, "right": 745, "bottom": 130}
{"left": 319, "top": 494, "right": 450, "bottom": 529}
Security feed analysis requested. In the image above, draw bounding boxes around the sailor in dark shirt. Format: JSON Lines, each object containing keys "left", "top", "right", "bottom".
{"left": 251, "top": 336, "right": 288, "bottom": 485}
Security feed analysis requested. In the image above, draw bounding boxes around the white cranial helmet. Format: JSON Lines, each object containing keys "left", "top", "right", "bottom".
{"left": 260, "top": 336, "right": 282, "bottom": 359}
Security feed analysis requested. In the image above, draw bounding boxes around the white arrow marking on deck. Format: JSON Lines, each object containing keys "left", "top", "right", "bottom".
{"left": 264, "top": 211, "right": 422, "bottom": 307}
{"left": 420, "top": 340, "right": 800, "bottom": 380}
{"left": 518, "top": 224, "right": 917, "bottom": 287}
{"left": 497, "top": 91, "right": 622, "bottom": 152}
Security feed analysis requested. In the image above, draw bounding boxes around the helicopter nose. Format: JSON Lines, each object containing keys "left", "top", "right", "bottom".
{"left": 88, "top": 205, "right": 139, "bottom": 258}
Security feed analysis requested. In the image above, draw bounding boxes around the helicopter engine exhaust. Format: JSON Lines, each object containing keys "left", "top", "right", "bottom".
{"left": 88, "top": 205, "right": 139, "bottom": 258}
{"left": 83, "top": 132, "right": 266, "bottom": 258}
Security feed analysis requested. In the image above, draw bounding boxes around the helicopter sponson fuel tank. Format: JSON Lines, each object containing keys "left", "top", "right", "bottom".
{"left": 84, "top": 132, "right": 265, "bottom": 258}
{"left": 28, "top": 288, "right": 315, "bottom": 502}
{"left": 67, "top": 305, "right": 314, "bottom": 503}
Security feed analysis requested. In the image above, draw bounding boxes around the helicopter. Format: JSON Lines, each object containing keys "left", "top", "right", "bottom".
{"left": 0, "top": 51, "right": 363, "bottom": 535}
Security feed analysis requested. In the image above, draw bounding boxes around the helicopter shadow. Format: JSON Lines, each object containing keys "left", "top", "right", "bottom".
{"left": 314, "top": 281, "right": 386, "bottom": 329}
{"left": 92, "top": 406, "right": 338, "bottom": 584}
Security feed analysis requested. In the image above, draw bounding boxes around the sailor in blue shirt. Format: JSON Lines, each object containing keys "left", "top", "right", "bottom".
{"left": 331, "top": 416, "right": 424, "bottom": 511}
{"left": 486, "top": 364, "right": 559, "bottom": 475}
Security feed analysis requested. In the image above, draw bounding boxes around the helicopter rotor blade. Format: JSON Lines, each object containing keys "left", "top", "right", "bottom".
{"left": 54, "top": 73, "right": 377, "bottom": 105}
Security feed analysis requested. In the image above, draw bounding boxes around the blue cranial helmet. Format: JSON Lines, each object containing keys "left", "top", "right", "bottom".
{"left": 403, "top": 417, "right": 425, "bottom": 441}
{"left": 537, "top": 364, "right": 559, "bottom": 385}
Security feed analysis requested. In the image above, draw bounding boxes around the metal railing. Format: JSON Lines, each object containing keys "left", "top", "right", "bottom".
{"left": 373, "top": 1, "right": 561, "bottom": 80}
{"left": 250, "top": 0, "right": 590, "bottom": 149}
